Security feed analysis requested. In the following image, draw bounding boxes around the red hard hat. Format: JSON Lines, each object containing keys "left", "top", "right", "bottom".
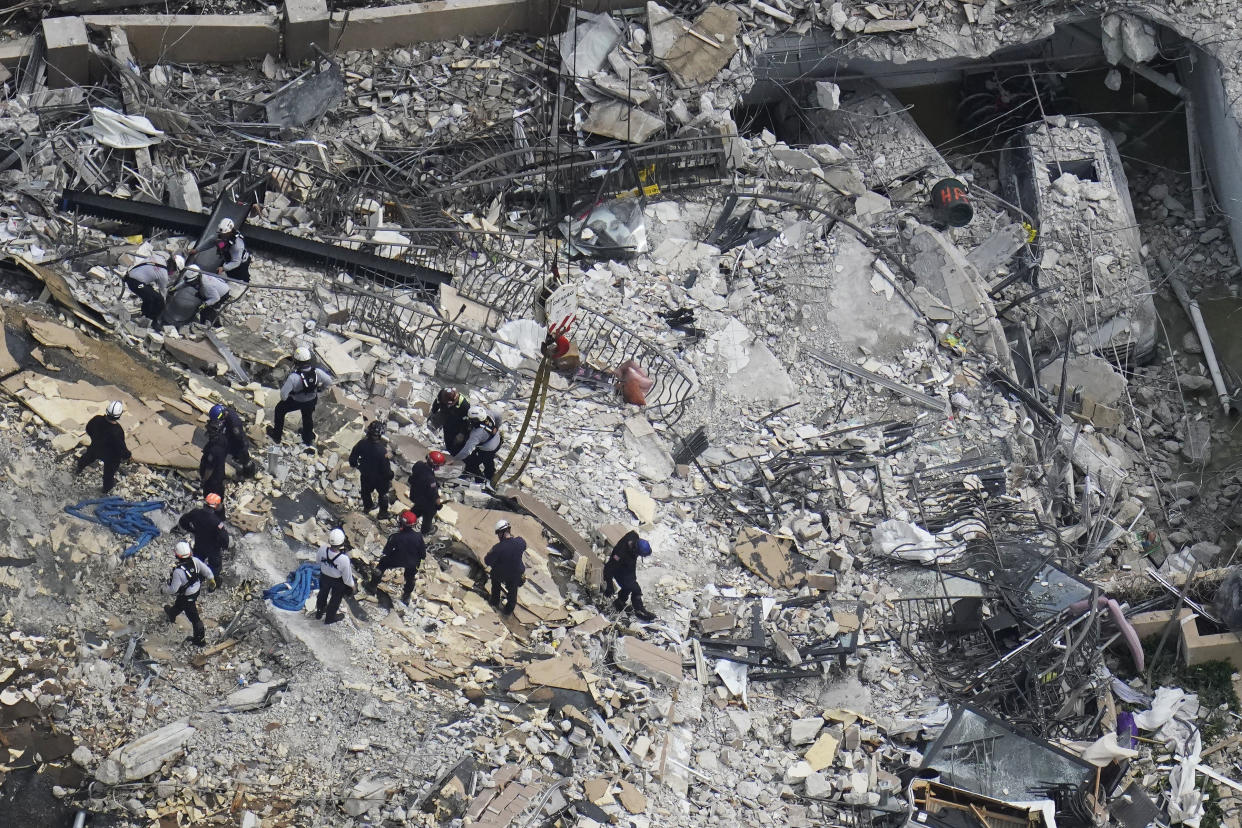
{"left": 428, "top": 450, "right": 447, "bottom": 467}
{"left": 398, "top": 510, "right": 418, "bottom": 527}
{"left": 548, "top": 334, "right": 571, "bottom": 358}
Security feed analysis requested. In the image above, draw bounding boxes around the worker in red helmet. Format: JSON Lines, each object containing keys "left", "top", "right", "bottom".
{"left": 368, "top": 510, "right": 426, "bottom": 604}
{"left": 407, "top": 450, "right": 446, "bottom": 534}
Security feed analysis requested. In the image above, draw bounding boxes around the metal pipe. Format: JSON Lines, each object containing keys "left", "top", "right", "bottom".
{"left": 1184, "top": 97, "right": 1208, "bottom": 225}
{"left": 1162, "top": 255, "right": 1234, "bottom": 415}
{"left": 73, "top": 812, "right": 87, "bottom": 828}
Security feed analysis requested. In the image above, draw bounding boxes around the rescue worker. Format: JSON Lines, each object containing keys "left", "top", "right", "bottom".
{"left": 178, "top": 493, "right": 229, "bottom": 579}
{"left": 75, "top": 401, "right": 131, "bottom": 494}
{"left": 602, "top": 530, "right": 657, "bottom": 621}
{"left": 349, "top": 420, "right": 394, "bottom": 516}
{"left": 407, "top": 450, "right": 446, "bottom": 534}
{"left": 314, "top": 528, "right": 354, "bottom": 625}
{"left": 268, "top": 346, "right": 333, "bottom": 450}
{"left": 162, "top": 541, "right": 215, "bottom": 646}
{"left": 200, "top": 428, "right": 228, "bottom": 503}
{"left": 122, "top": 252, "right": 172, "bottom": 323}
{"left": 453, "top": 405, "right": 502, "bottom": 484}
{"left": 188, "top": 217, "right": 251, "bottom": 282}
{"left": 368, "top": 511, "right": 426, "bottom": 604}
{"left": 484, "top": 519, "right": 526, "bottom": 617}
{"left": 429, "top": 388, "right": 472, "bottom": 454}
{"left": 208, "top": 403, "right": 256, "bottom": 477}
{"left": 182, "top": 264, "right": 229, "bottom": 327}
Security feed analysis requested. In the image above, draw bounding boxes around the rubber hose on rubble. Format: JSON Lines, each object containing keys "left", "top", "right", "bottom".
{"left": 264, "top": 562, "right": 321, "bottom": 611}
{"left": 65, "top": 496, "right": 165, "bottom": 558}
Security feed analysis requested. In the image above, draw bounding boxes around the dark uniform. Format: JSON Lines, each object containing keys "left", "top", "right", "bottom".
{"left": 178, "top": 506, "right": 230, "bottom": 578}
{"left": 603, "top": 530, "right": 655, "bottom": 620}
{"left": 349, "top": 434, "right": 394, "bottom": 515}
{"left": 430, "top": 392, "right": 471, "bottom": 454}
{"left": 212, "top": 407, "right": 255, "bottom": 476}
{"left": 485, "top": 535, "right": 526, "bottom": 616}
{"left": 372, "top": 526, "right": 426, "bottom": 602}
{"left": 76, "top": 414, "right": 131, "bottom": 494}
{"left": 199, "top": 435, "right": 228, "bottom": 502}
{"left": 407, "top": 460, "right": 441, "bottom": 534}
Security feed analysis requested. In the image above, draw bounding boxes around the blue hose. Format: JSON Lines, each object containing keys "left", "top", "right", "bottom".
{"left": 264, "top": 562, "right": 320, "bottom": 611}
{"left": 65, "top": 497, "right": 165, "bottom": 558}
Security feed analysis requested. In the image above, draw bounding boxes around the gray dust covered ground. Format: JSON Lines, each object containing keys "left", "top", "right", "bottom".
{"left": 7, "top": 1, "right": 1242, "bottom": 827}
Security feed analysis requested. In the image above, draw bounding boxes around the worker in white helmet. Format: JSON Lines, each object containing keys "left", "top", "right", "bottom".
{"left": 181, "top": 264, "right": 229, "bottom": 327}
{"left": 75, "top": 401, "right": 132, "bottom": 494}
{"left": 188, "top": 217, "right": 251, "bottom": 282}
{"left": 484, "top": 519, "right": 526, "bottom": 617}
{"left": 267, "top": 346, "right": 333, "bottom": 450}
{"left": 315, "top": 527, "right": 355, "bottom": 625}
{"left": 162, "top": 541, "right": 215, "bottom": 646}
{"left": 452, "top": 405, "right": 503, "bottom": 484}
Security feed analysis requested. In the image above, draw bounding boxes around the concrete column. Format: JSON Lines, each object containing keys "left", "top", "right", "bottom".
{"left": 285, "top": 0, "right": 330, "bottom": 63}
{"left": 42, "top": 17, "right": 91, "bottom": 89}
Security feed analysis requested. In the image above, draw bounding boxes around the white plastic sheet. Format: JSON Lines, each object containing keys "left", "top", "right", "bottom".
{"left": 490, "top": 319, "right": 546, "bottom": 370}
{"left": 85, "top": 107, "right": 164, "bottom": 149}
{"left": 1080, "top": 732, "right": 1140, "bottom": 767}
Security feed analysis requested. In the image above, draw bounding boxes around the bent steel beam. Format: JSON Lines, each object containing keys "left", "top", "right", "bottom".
{"left": 58, "top": 188, "right": 453, "bottom": 287}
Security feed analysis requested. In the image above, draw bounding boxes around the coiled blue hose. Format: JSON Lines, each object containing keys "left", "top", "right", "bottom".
{"left": 65, "top": 497, "right": 164, "bottom": 558}
{"left": 263, "top": 562, "right": 320, "bottom": 611}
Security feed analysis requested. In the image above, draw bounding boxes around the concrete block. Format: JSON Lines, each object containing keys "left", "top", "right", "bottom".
{"left": 1181, "top": 613, "right": 1242, "bottom": 671}
{"left": 95, "top": 719, "right": 195, "bottom": 784}
{"left": 285, "top": 0, "right": 329, "bottom": 64}
{"left": 43, "top": 17, "right": 91, "bottom": 88}
{"left": 1128, "top": 608, "right": 1192, "bottom": 641}
{"left": 330, "top": 0, "right": 529, "bottom": 52}
{"left": 614, "top": 636, "right": 682, "bottom": 687}
{"left": 82, "top": 14, "right": 279, "bottom": 65}
{"left": 0, "top": 36, "right": 35, "bottom": 79}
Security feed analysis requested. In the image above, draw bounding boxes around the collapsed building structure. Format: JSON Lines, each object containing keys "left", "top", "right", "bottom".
{"left": 5, "top": 0, "right": 1242, "bottom": 827}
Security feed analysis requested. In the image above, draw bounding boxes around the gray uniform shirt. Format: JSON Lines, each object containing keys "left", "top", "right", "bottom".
{"left": 198, "top": 271, "right": 230, "bottom": 306}
{"left": 280, "top": 366, "right": 333, "bottom": 403}
{"left": 162, "top": 557, "right": 214, "bottom": 596}
{"left": 128, "top": 262, "right": 169, "bottom": 292}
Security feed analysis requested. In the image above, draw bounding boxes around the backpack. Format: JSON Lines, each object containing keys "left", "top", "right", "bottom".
{"left": 298, "top": 366, "right": 320, "bottom": 395}
{"left": 176, "top": 560, "right": 202, "bottom": 595}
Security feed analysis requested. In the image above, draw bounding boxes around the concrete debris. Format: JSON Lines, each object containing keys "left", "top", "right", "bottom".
{"left": 95, "top": 720, "right": 195, "bottom": 784}
{"left": 3, "top": 3, "right": 1242, "bottom": 827}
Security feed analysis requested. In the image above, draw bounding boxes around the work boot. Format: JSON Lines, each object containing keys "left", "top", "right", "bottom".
{"left": 612, "top": 596, "right": 628, "bottom": 613}
{"left": 632, "top": 597, "right": 656, "bottom": 623}
{"left": 313, "top": 609, "right": 324, "bottom": 620}
{"left": 185, "top": 635, "right": 206, "bottom": 646}
{"left": 265, "top": 426, "right": 282, "bottom": 443}
{"left": 324, "top": 613, "right": 344, "bottom": 625}
{"left": 163, "top": 605, "right": 175, "bottom": 623}
{"left": 400, "top": 590, "right": 413, "bottom": 605}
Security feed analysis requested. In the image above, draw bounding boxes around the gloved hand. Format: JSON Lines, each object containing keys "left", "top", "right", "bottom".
{"left": 207, "top": 579, "right": 218, "bottom": 592}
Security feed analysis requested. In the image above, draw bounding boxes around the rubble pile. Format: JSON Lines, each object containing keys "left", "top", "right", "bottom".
{"left": 8, "top": 2, "right": 1242, "bottom": 828}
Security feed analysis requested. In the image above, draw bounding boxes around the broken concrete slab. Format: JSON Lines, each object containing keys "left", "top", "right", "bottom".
{"left": 733, "top": 527, "right": 805, "bottom": 590}
{"left": 624, "top": 486, "right": 656, "bottom": 524}
{"left": 163, "top": 335, "right": 225, "bottom": 374}
{"left": 217, "top": 680, "right": 287, "bottom": 712}
{"left": 622, "top": 416, "right": 674, "bottom": 482}
{"left": 582, "top": 101, "right": 664, "bottom": 143}
{"left": 614, "top": 636, "right": 682, "bottom": 686}
{"left": 805, "top": 731, "right": 839, "bottom": 770}
{"left": 96, "top": 719, "right": 195, "bottom": 784}
{"left": 660, "top": 4, "right": 739, "bottom": 88}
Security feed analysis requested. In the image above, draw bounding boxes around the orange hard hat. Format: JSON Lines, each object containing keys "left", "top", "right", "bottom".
{"left": 205, "top": 493, "right": 222, "bottom": 508}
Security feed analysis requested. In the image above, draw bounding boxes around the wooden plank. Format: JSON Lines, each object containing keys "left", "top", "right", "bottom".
{"left": 191, "top": 638, "right": 238, "bottom": 668}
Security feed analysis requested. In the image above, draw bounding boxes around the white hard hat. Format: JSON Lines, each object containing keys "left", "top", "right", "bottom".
{"left": 469, "top": 405, "right": 488, "bottom": 421}
{"left": 494, "top": 519, "right": 511, "bottom": 534}
{"left": 173, "top": 253, "right": 186, "bottom": 271}
{"left": 294, "top": 346, "right": 312, "bottom": 363}
{"left": 106, "top": 400, "right": 124, "bottom": 419}
{"left": 218, "top": 218, "right": 236, "bottom": 234}
{"left": 174, "top": 541, "right": 193, "bottom": 559}
{"left": 328, "top": 528, "right": 346, "bottom": 547}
